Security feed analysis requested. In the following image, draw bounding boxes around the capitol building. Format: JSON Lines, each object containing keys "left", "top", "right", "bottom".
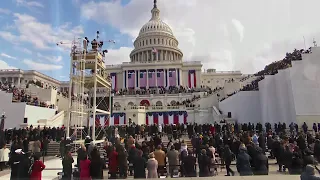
{"left": 0, "top": 0, "right": 249, "bottom": 128}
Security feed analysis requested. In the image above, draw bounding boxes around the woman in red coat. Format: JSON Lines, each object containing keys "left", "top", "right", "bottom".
{"left": 108, "top": 147, "right": 118, "bottom": 179}
{"left": 30, "top": 155, "right": 46, "bottom": 180}
{"left": 80, "top": 155, "right": 91, "bottom": 180}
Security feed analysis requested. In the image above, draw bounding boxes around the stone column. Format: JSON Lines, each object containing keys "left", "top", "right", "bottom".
{"left": 163, "top": 70, "right": 166, "bottom": 87}
{"left": 17, "top": 77, "right": 21, "bottom": 87}
{"left": 138, "top": 70, "right": 140, "bottom": 88}
{"left": 180, "top": 69, "right": 183, "bottom": 86}
{"left": 146, "top": 69, "right": 149, "bottom": 88}
{"left": 175, "top": 68, "right": 178, "bottom": 87}
{"left": 166, "top": 68, "right": 170, "bottom": 87}
{"left": 155, "top": 70, "right": 158, "bottom": 87}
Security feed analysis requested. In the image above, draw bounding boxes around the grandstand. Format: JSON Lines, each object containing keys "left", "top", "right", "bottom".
{"left": 219, "top": 47, "right": 320, "bottom": 127}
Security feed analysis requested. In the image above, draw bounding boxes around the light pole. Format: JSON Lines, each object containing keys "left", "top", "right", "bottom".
{"left": 0, "top": 112, "right": 6, "bottom": 145}
{"left": 0, "top": 112, "right": 6, "bottom": 131}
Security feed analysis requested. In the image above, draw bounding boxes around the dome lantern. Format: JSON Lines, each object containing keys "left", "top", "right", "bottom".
{"left": 151, "top": 0, "right": 160, "bottom": 20}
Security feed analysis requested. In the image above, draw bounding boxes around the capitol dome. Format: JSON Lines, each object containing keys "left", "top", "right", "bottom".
{"left": 138, "top": 16, "right": 174, "bottom": 37}
{"left": 130, "top": 0, "right": 183, "bottom": 63}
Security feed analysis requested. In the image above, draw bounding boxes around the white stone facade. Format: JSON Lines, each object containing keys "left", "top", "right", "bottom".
{"left": 0, "top": 69, "right": 60, "bottom": 89}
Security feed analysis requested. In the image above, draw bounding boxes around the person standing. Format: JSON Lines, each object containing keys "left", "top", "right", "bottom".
{"left": 166, "top": 145, "right": 179, "bottom": 177}
{"left": 79, "top": 155, "right": 91, "bottom": 180}
{"left": 62, "top": 151, "right": 74, "bottom": 180}
{"left": 30, "top": 155, "right": 46, "bottom": 180}
{"left": 0, "top": 144, "right": 10, "bottom": 171}
{"left": 147, "top": 153, "right": 158, "bottom": 178}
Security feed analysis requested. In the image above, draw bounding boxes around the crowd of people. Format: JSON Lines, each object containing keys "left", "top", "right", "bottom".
{"left": 0, "top": 82, "right": 55, "bottom": 109}
{"left": 220, "top": 48, "right": 309, "bottom": 102}
{"left": 1, "top": 121, "right": 320, "bottom": 179}
{"left": 112, "top": 86, "right": 214, "bottom": 96}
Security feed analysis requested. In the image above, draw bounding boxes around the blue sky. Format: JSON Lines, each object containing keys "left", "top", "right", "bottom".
{"left": 0, "top": 0, "right": 320, "bottom": 81}
{"left": 0, "top": 0, "right": 133, "bottom": 80}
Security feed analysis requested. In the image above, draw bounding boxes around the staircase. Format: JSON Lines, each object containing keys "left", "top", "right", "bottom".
{"left": 47, "top": 141, "right": 60, "bottom": 156}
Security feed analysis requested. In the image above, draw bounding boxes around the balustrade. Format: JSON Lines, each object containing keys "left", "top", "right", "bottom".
{"left": 113, "top": 105, "right": 190, "bottom": 112}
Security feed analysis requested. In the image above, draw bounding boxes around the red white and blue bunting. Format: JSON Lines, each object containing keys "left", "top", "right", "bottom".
{"left": 146, "top": 111, "right": 188, "bottom": 125}
{"left": 89, "top": 113, "right": 126, "bottom": 127}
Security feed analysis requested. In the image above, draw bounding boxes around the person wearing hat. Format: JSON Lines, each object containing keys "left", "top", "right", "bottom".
{"left": 8, "top": 149, "right": 31, "bottom": 179}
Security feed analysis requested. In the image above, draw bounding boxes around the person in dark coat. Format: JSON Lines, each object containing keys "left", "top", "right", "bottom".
{"left": 283, "top": 145, "right": 293, "bottom": 173}
{"left": 117, "top": 146, "right": 128, "bottom": 178}
{"left": 183, "top": 149, "right": 196, "bottom": 177}
{"left": 258, "top": 134, "right": 266, "bottom": 153}
{"left": 223, "top": 145, "right": 235, "bottom": 176}
{"left": 301, "top": 165, "right": 320, "bottom": 180}
{"left": 62, "top": 151, "right": 74, "bottom": 180}
{"left": 77, "top": 144, "right": 87, "bottom": 168}
{"left": 290, "top": 147, "right": 303, "bottom": 175}
{"left": 198, "top": 149, "right": 211, "bottom": 177}
{"left": 303, "top": 148, "right": 316, "bottom": 169}
{"left": 133, "top": 150, "right": 146, "bottom": 179}
{"left": 236, "top": 145, "right": 253, "bottom": 176}
{"left": 253, "top": 147, "right": 268, "bottom": 175}
{"left": 314, "top": 139, "right": 320, "bottom": 163}
{"left": 8, "top": 151, "right": 21, "bottom": 179}
{"left": 89, "top": 148, "right": 104, "bottom": 179}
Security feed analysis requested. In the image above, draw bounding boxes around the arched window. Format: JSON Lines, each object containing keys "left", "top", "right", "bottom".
{"left": 155, "top": 101, "right": 162, "bottom": 106}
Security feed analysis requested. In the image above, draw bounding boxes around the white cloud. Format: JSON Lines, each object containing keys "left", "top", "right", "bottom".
{"left": 231, "top": 19, "right": 244, "bottom": 42}
{"left": 18, "top": 47, "right": 32, "bottom": 54}
{"left": 81, "top": 0, "right": 320, "bottom": 73}
{"left": 37, "top": 53, "right": 62, "bottom": 63}
{"left": 23, "top": 59, "right": 62, "bottom": 71}
{"left": 0, "top": 13, "right": 84, "bottom": 50}
{"left": 15, "top": 0, "right": 44, "bottom": 8}
{"left": 0, "top": 60, "right": 18, "bottom": 69}
{"left": 0, "top": 60, "right": 16, "bottom": 69}
{"left": 104, "top": 47, "right": 134, "bottom": 65}
{"left": 0, "top": 53, "right": 17, "bottom": 60}
{"left": 0, "top": 8, "right": 11, "bottom": 15}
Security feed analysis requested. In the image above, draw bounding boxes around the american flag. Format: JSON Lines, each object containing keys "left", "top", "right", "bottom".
{"left": 148, "top": 71, "right": 156, "bottom": 87}
{"left": 128, "top": 71, "right": 135, "bottom": 88}
{"left": 157, "top": 70, "right": 164, "bottom": 87}
{"left": 168, "top": 70, "right": 176, "bottom": 86}
{"left": 152, "top": 47, "right": 158, "bottom": 53}
{"left": 140, "top": 71, "right": 147, "bottom": 87}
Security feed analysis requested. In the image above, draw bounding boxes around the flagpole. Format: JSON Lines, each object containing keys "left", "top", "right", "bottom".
{"left": 303, "top": 36, "right": 307, "bottom": 50}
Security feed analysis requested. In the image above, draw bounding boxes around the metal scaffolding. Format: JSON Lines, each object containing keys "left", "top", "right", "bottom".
{"left": 63, "top": 33, "right": 113, "bottom": 140}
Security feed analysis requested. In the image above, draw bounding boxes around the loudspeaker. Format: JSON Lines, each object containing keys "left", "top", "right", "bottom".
{"left": 228, "top": 112, "right": 232, "bottom": 118}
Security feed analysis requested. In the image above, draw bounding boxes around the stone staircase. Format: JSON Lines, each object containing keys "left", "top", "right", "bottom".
{"left": 47, "top": 141, "right": 60, "bottom": 156}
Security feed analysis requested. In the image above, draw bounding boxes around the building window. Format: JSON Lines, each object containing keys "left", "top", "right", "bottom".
{"left": 150, "top": 39, "right": 151, "bottom": 44}
{"left": 207, "top": 81, "right": 210, "bottom": 83}
{"left": 154, "top": 39, "right": 156, "bottom": 44}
